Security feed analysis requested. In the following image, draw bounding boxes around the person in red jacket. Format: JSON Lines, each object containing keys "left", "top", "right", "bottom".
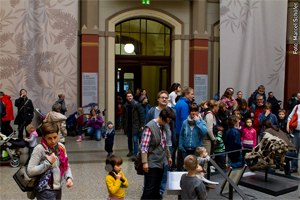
{"left": 116, "top": 103, "right": 122, "bottom": 130}
{"left": 75, "top": 107, "right": 85, "bottom": 142}
{"left": 249, "top": 94, "right": 265, "bottom": 142}
{"left": 0, "top": 91, "right": 14, "bottom": 136}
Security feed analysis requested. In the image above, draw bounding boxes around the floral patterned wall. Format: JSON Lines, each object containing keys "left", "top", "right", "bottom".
{"left": 0, "top": 0, "right": 78, "bottom": 126}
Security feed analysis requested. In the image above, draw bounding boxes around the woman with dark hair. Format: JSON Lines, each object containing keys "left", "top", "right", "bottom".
{"left": 220, "top": 88, "right": 238, "bottom": 114}
{"left": 87, "top": 108, "right": 103, "bottom": 141}
{"left": 168, "top": 83, "right": 181, "bottom": 108}
{"left": 27, "top": 122, "right": 73, "bottom": 199}
{"left": 262, "top": 119, "right": 297, "bottom": 176}
{"left": 235, "top": 99, "right": 251, "bottom": 123}
{"left": 140, "top": 107, "right": 176, "bottom": 199}
{"left": 179, "top": 104, "right": 207, "bottom": 159}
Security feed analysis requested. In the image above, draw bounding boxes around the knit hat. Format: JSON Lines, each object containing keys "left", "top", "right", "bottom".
{"left": 139, "top": 95, "right": 147, "bottom": 103}
{"left": 107, "top": 121, "right": 113, "bottom": 126}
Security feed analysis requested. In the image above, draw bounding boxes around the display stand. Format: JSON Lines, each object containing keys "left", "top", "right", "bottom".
{"left": 239, "top": 169, "right": 298, "bottom": 196}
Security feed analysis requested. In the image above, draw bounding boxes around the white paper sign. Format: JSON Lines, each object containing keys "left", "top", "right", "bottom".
{"left": 194, "top": 75, "right": 208, "bottom": 104}
{"left": 82, "top": 73, "right": 98, "bottom": 114}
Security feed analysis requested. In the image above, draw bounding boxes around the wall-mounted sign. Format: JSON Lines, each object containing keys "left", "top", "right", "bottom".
{"left": 194, "top": 74, "right": 208, "bottom": 105}
{"left": 82, "top": 73, "right": 98, "bottom": 114}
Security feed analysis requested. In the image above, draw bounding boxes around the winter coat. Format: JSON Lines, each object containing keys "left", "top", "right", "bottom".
{"left": 44, "top": 111, "right": 67, "bottom": 143}
{"left": 1, "top": 95, "right": 14, "bottom": 121}
{"left": 258, "top": 111, "right": 278, "bottom": 133}
{"left": 267, "top": 96, "right": 280, "bottom": 116}
{"left": 102, "top": 129, "right": 115, "bottom": 144}
{"left": 175, "top": 97, "right": 191, "bottom": 134}
{"left": 249, "top": 105, "right": 265, "bottom": 134}
{"left": 87, "top": 115, "right": 103, "bottom": 130}
{"left": 238, "top": 109, "right": 251, "bottom": 123}
{"left": 220, "top": 96, "right": 237, "bottom": 110}
{"left": 140, "top": 103, "right": 151, "bottom": 123}
{"left": 76, "top": 114, "right": 84, "bottom": 126}
{"left": 179, "top": 117, "right": 207, "bottom": 151}
{"left": 55, "top": 98, "right": 67, "bottom": 115}
{"left": 14, "top": 97, "right": 34, "bottom": 125}
{"left": 121, "top": 100, "right": 143, "bottom": 135}
{"left": 224, "top": 127, "right": 242, "bottom": 158}
{"left": 0, "top": 100, "right": 6, "bottom": 127}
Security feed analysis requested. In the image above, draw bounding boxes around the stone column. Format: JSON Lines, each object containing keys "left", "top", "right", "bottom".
{"left": 189, "top": 0, "right": 209, "bottom": 89}
{"left": 285, "top": 1, "right": 299, "bottom": 107}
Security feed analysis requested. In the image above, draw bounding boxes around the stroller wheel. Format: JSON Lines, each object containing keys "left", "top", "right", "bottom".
{"left": 10, "top": 156, "right": 20, "bottom": 168}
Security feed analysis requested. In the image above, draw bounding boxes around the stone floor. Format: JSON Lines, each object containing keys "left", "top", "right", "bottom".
{"left": 1, "top": 130, "right": 299, "bottom": 200}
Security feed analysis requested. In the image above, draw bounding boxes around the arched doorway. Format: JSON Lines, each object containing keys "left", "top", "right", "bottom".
{"left": 105, "top": 8, "right": 183, "bottom": 123}
{"left": 115, "top": 18, "right": 172, "bottom": 107}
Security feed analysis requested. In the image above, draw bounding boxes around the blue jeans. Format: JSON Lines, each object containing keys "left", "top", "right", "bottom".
{"left": 285, "top": 151, "right": 298, "bottom": 176}
{"left": 159, "top": 146, "right": 172, "bottom": 195}
{"left": 291, "top": 129, "right": 300, "bottom": 171}
{"left": 77, "top": 125, "right": 83, "bottom": 136}
{"left": 87, "top": 127, "right": 102, "bottom": 141}
{"left": 182, "top": 149, "right": 195, "bottom": 160}
{"left": 228, "top": 154, "right": 243, "bottom": 168}
{"left": 133, "top": 132, "right": 142, "bottom": 156}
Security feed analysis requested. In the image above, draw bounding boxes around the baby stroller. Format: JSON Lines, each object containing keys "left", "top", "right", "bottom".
{"left": 0, "top": 130, "right": 27, "bottom": 167}
{"left": 66, "top": 112, "right": 78, "bottom": 136}
{"left": 35, "top": 108, "right": 46, "bottom": 136}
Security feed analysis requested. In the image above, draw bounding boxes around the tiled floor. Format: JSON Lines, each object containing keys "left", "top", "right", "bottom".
{"left": 1, "top": 131, "right": 299, "bottom": 199}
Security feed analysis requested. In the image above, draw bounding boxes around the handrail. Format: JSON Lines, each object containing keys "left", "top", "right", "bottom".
{"left": 208, "top": 159, "right": 249, "bottom": 200}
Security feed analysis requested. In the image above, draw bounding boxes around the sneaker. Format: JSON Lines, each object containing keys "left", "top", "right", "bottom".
{"left": 210, "top": 166, "right": 215, "bottom": 173}
{"left": 127, "top": 152, "right": 133, "bottom": 157}
{"left": 290, "top": 133, "right": 294, "bottom": 138}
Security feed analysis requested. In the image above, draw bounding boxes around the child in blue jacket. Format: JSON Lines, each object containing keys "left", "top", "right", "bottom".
{"left": 258, "top": 102, "right": 278, "bottom": 134}
{"left": 102, "top": 121, "right": 115, "bottom": 157}
{"left": 225, "top": 115, "right": 243, "bottom": 168}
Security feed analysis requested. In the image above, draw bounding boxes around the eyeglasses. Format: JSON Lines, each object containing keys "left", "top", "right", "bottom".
{"left": 160, "top": 97, "right": 168, "bottom": 100}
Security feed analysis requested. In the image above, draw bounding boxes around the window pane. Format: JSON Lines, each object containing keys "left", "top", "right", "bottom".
{"left": 122, "top": 20, "right": 130, "bottom": 32}
{"left": 165, "top": 27, "right": 170, "bottom": 34}
{"left": 130, "top": 32, "right": 140, "bottom": 55}
{"left": 120, "top": 32, "right": 129, "bottom": 55}
{"left": 115, "top": 32, "right": 121, "bottom": 55}
{"left": 141, "top": 19, "right": 146, "bottom": 33}
{"left": 141, "top": 33, "right": 147, "bottom": 55}
{"left": 147, "top": 34, "right": 165, "bottom": 56}
{"left": 147, "top": 20, "right": 164, "bottom": 34}
{"left": 130, "top": 19, "right": 140, "bottom": 32}
{"left": 165, "top": 35, "right": 170, "bottom": 56}
{"left": 116, "top": 24, "right": 121, "bottom": 32}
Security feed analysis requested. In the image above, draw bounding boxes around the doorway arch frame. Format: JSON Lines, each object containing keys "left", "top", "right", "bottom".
{"left": 105, "top": 8, "right": 183, "bottom": 122}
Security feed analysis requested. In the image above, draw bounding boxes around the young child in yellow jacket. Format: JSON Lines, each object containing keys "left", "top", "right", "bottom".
{"left": 105, "top": 154, "right": 129, "bottom": 200}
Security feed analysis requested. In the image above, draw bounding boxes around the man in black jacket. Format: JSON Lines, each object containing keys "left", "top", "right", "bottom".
{"left": 120, "top": 91, "right": 143, "bottom": 158}
{"left": 14, "top": 89, "right": 34, "bottom": 139}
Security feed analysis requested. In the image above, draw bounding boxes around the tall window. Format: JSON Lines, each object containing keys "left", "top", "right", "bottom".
{"left": 115, "top": 19, "right": 171, "bottom": 56}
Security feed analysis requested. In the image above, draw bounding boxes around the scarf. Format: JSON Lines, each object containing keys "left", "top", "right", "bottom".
{"left": 106, "top": 128, "right": 114, "bottom": 134}
{"left": 40, "top": 138, "right": 69, "bottom": 177}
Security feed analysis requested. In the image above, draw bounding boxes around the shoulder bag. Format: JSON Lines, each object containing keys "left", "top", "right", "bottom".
{"left": 289, "top": 105, "right": 298, "bottom": 130}
{"left": 13, "top": 165, "right": 41, "bottom": 192}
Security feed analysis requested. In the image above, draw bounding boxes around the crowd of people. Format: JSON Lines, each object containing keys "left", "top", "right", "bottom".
{"left": 0, "top": 86, "right": 299, "bottom": 200}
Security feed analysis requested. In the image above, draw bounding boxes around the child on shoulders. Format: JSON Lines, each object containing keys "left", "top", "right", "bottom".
{"left": 105, "top": 155, "right": 129, "bottom": 200}
{"left": 195, "top": 147, "right": 210, "bottom": 169}
{"left": 250, "top": 85, "right": 266, "bottom": 117}
{"left": 180, "top": 155, "right": 207, "bottom": 200}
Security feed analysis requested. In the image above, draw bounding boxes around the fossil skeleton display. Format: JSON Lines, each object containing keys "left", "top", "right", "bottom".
{"left": 245, "top": 132, "right": 288, "bottom": 171}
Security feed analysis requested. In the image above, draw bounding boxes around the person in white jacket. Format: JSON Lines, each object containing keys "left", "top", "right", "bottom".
{"left": 44, "top": 103, "right": 67, "bottom": 144}
{"left": 287, "top": 103, "right": 300, "bottom": 173}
